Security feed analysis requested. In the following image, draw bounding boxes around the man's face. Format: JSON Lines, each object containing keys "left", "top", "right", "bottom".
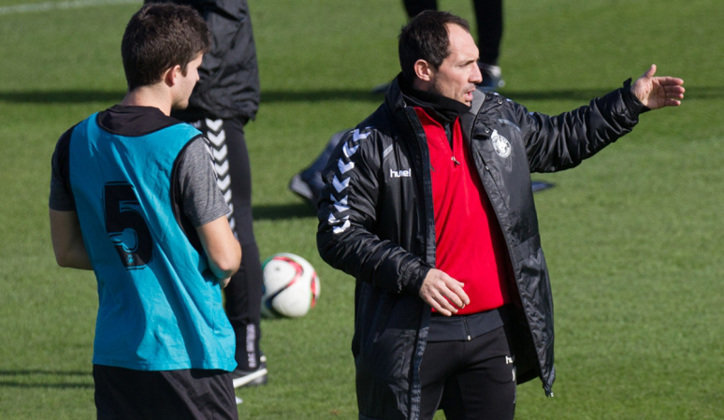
{"left": 429, "top": 24, "right": 482, "bottom": 106}
{"left": 173, "top": 53, "right": 203, "bottom": 110}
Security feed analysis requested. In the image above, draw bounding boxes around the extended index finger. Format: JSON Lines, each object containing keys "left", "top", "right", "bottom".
{"left": 657, "top": 76, "right": 685, "bottom": 86}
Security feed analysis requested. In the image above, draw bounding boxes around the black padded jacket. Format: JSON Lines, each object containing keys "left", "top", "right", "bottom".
{"left": 317, "top": 74, "right": 647, "bottom": 420}
{"left": 170, "top": 0, "right": 260, "bottom": 121}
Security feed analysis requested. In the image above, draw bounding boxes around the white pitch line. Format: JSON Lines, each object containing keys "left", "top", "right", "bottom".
{"left": 0, "top": 0, "right": 139, "bottom": 16}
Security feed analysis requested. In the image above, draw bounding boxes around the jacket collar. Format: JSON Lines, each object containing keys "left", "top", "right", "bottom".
{"left": 386, "top": 74, "right": 486, "bottom": 123}
{"left": 399, "top": 75, "right": 469, "bottom": 123}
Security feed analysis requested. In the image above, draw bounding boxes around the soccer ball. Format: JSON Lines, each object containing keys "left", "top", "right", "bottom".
{"left": 261, "top": 253, "right": 320, "bottom": 318}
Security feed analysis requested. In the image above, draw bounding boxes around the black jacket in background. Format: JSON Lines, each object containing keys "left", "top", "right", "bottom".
{"left": 317, "top": 74, "right": 647, "bottom": 419}
{"left": 154, "top": 0, "right": 260, "bottom": 121}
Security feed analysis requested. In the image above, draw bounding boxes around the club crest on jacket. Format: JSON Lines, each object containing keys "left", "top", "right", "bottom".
{"left": 491, "top": 129, "right": 511, "bottom": 158}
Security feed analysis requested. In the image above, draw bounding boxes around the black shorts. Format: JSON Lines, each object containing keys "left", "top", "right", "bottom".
{"left": 93, "top": 365, "right": 238, "bottom": 420}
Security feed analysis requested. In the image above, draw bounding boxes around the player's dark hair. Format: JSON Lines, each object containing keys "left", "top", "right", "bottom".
{"left": 398, "top": 10, "right": 471, "bottom": 81}
{"left": 121, "top": 3, "right": 210, "bottom": 90}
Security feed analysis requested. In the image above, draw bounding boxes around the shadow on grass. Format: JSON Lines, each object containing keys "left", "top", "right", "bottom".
{"left": 0, "top": 369, "right": 92, "bottom": 389}
{"left": 0, "top": 86, "right": 720, "bottom": 104}
{"left": 253, "top": 202, "right": 315, "bottom": 220}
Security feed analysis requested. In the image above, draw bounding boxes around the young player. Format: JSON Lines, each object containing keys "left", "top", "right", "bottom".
{"left": 49, "top": 4, "right": 241, "bottom": 418}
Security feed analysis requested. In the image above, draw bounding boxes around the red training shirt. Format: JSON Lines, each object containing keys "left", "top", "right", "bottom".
{"left": 415, "top": 107, "right": 513, "bottom": 315}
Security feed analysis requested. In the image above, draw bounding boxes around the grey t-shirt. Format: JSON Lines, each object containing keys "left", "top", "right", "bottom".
{"left": 173, "top": 137, "right": 231, "bottom": 227}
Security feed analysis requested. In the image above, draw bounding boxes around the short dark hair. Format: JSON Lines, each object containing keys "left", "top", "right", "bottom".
{"left": 121, "top": 3, "right": 210, "bottom": 90}
{"left": 398, "top": 10, "right": 471, "bottom": 81}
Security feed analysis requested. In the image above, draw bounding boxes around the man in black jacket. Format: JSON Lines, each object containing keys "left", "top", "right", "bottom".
{"left": 316, "top": 10, "right": 684, "bottom": 420}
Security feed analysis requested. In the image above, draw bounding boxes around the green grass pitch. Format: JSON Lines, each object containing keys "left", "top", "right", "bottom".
{"left": 0, "top": 0, "right": 721, "bottom": 418}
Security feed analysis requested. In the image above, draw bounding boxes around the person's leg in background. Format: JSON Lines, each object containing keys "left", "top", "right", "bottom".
{"left": 472, "top": 0, "right": 505, "bottom": 89}
{"left": 197, "top": 117, "right": 267, "bottom": 387}
{"left": 288, "top": 129, "right": 348, "bottom": 206}
{"left": 402, "top": 0, "right": 437, "bottom": 18}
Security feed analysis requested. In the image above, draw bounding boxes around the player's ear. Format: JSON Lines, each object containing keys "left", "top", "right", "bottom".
{"left": 414, "top": 59, "right": 434, "bottom": 82}
{"left": 162, "top": 64, "right": 181, "bottom": 87}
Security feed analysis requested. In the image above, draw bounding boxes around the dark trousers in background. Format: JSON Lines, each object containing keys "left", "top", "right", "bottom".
{"left": 402, "top": 0, "right": 503, "bottom": 65}
{"left": 194, "top": 117, "right": 264, "bottom": 371}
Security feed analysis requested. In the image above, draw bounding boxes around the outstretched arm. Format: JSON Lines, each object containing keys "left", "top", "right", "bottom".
{"left": 631, "top": 64, "right": 685, "bottom": 109}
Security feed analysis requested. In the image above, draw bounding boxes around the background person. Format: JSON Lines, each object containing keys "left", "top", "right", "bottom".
{"left": 316, "top": 10, "right": 684, "bottom": 419}
{"left": 145, "top": 0, "right": 268, "bottom": 388}
{"left": 49, "top": 4, "right": 241, "bottom": 418}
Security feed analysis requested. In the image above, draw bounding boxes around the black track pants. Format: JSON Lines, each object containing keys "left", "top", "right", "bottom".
{"left": 194, "top": 117, "right": 264, "bottom": 371}
{"left": 420, "top": 326, "right": 516, "bottom": 420}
